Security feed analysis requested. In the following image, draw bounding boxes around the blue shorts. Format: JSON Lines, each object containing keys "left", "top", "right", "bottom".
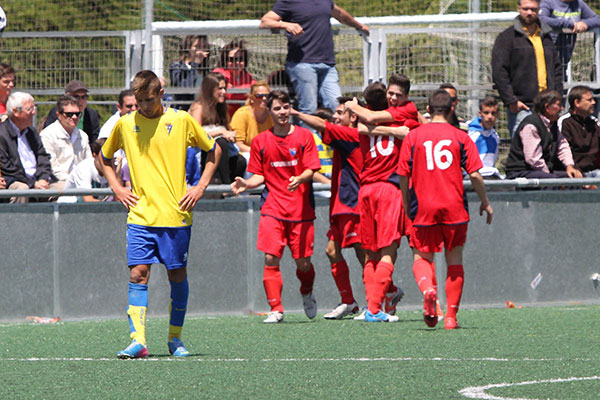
{"left": 126, "top": 224, "right": 191, "bottom": 270}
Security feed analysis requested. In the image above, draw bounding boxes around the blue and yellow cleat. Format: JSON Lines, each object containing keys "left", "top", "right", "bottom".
{"left": 117, "top": 340, "right": 148, "bottom": 359}
{"left": 364, "top": 310, "right": 400, "bottom": 322}
{"left": 168, "top": 337, "right": 190, "bottom": 357}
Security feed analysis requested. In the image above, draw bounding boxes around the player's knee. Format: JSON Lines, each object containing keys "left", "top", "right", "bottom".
{"left": 129, "top": 265, "right": 150, "bottom": 284}
{"left": 295, "top": 257, "right": 311, "bottom": 271}
{"left": 264, "top": 254, "right": 280, "bottom": 266}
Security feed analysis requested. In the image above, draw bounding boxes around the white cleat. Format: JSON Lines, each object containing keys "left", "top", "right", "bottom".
{"left": 263, "top": 311, "right": 284, "bottom": 323}
{"left": 324, "top": 302, "right": 359, "bottom": 320}
{"left": 302, "top": 292, "right": 317, "bottom": 319}
{"left": 353, "top": 307, "right": 368, "bottom": 321}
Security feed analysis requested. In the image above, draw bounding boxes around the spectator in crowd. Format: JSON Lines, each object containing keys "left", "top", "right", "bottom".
{"left": 558, "top": 85, "right": 600, "bottom": 176}
{"left": 43, "top": 80, "right": 102, "bottom": 144}
{"left": 467, "top": 95, "right": 502, "bottom": 179}
{"left": 439, "top": 83, "right": 468, "bottom": 131}
{"left": 59, "top": 139, "right": 109, "bottom": 203}
{"left": 40, "top": 95, "right": 92, "bottom": 183}
{"left": 98, "top": 89, "right": 138, "bottom": 140}
{"left": 169, "top": 35, "right": 210, "bottom": 110}
{"left": 311, "top": 107, "right": 334, "bottom": 185}
{"left": 492, "top": 0, "right": 563, "bottom": 137}
{"left": 212, "top": 39, "right": 256, "bottom": 117}
{"left": 0, "top": 63, "right": 15, "bottom": 121}
{"left": 159, "top": 76, "right": 174, "bottom": 105}
{"left": 259, "top": 1, "right": 369, "bottom": 127}
{"left": 189, "top": 72, "right": 246, "bottom": 185}
{"left": 505, "top": 89, "right": 583, "bottom": 179}
{"left": 539, "top": 0, "right": 600, "bottom": 75}
{"left": 0, "top": 92, "right": 60, "bottom": 203}
{"left": 231, "top": 90, "right": 321, "bottom": 324}
{"left": 231, "top": 81, "right": 273, "bottom": 169}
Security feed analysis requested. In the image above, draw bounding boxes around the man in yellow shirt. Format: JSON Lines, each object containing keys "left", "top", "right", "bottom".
{"left": 101, "top": 70, "right": 221, "bottom": 358}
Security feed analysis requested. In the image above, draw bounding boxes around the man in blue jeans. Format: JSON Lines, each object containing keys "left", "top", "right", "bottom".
{"left": 260, "top": 1, "right": 368, "bottom": 127}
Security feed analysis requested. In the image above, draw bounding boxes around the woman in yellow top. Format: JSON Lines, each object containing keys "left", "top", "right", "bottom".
{"left": 231, "top": 81, "right": 274, "bottom": 163}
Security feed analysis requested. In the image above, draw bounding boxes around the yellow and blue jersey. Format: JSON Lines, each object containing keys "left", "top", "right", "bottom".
{"left": 101, "top": 107, "right": 215, "bottom": 228}
{"left": 312, "top": 132, "right": 333, "bottom": 179}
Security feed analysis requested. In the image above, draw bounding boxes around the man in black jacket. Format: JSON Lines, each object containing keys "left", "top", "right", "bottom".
{"left": 0, "top": 92, "right": 60, "bottom": 203}
{"left": 492, "top": 0, "right": 563, "bottom": 137}
{"left": 43, "top": 80, "right": 101, "bottom": 143}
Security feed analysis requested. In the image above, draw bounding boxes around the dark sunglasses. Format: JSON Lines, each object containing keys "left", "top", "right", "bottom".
{"left": 62, "top": 111, "right": 81, "bottom": 118}
{"left": 72, "top": 94, "right": 88, "bottom": 100}
{"left": 254, "top": 93, "right": 268, "bottom": 99}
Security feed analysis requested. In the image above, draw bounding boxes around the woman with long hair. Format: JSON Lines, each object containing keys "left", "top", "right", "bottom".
{"left": 189, "top": 72, "right": 246, "bottom": 185}
{"left": 169, "top": 35, "right": 211, "bottom": 110}
{"left": 231, "top": 81, "right": 273, "bottom": 157}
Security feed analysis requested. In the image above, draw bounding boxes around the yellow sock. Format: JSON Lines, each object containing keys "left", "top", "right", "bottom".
{"left": 127, "top": 305, "right": 147, "bottom": 346}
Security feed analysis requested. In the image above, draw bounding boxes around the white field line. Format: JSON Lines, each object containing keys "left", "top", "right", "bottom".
{"left": 0, "top": 356, "right": 596, "bottom": 363}
{"left": 459, "top": 376, "right": 600, "bottom": 400}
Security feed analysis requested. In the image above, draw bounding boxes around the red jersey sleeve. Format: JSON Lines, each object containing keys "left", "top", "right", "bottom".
{"left": 322, "top": 121, "right": 360, "bottom": 144}
{"left": 397, "top": 132, "right": 413, "bottom": 177}
{"left": 247, "top": 134, "right": 264, "bottom": 176}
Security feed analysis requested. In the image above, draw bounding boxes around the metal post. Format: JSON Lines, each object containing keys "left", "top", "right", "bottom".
{"left": 143, "top": 0, "right": 153, "bottom": 70}
{"left": 470, "top": 0, "right": 481, "bottom": 118}
{"left": 52, "top": 204, "right": 61, "bottom": 317}
{"left": 246, "top": 199, "right": 255, "bottom": 313}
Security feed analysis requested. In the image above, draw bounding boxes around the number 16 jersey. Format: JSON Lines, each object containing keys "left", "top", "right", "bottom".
{"left": 397, "top": 122, "right": 483, "bottom": 227}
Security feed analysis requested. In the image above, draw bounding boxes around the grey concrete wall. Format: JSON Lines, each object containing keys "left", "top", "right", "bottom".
{"left": 1, "top": 190, "right": 599, "bottom": 321}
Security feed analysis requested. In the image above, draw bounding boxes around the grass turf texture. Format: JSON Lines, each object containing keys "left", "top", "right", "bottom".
{"left": 1, "top": 306, "right": 598, "bottom": 399}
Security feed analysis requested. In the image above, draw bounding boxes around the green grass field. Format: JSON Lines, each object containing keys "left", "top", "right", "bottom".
{"left": 1, "top": 305, "right": 599, "bottom": 399}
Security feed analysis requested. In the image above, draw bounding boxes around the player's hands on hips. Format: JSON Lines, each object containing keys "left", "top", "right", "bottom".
{"left": 231, "top": 177, "right": 247, "bottom": 195}
{"left": 480, "top": 202, "right": 493, "bottom": 224}
{"left": 566, "top": 165, "right": 583, "bottom": 179}
{"left": 179, "top": 185, "right": 205, "bottom": 211}
{"left": 114, "top": 185, "right": 138, "bottom": 210}
{"left": 288, "top": 176, "right": 302, "bottom": 192}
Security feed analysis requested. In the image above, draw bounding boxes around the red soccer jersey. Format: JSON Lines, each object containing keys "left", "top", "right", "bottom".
{"left": 321, "top": 122, "right": 362, "bottom": 216}
{"left": 359, "top": 102, "right": 420, "bottom": 185}
{"left": 248, "top": 125, "right": 321, "bottom": 222}
{"left": 397, "top": 122, "right": 483, "bottom": 227}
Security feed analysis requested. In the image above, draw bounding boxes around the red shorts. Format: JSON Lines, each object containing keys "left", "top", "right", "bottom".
{"left": 327, "top": 214, "right": 360, "bottom": 248}
{"left": 409, "top": 223, "right": 468, "bottom": 253}
{"left": 257, "top": 215, "right": 314, "bottom": 259}
{"left": 359, "top": 182, "right": 409, "bottom": 251}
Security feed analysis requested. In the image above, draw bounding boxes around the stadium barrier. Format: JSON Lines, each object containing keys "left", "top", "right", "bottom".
{"left": 1, "top": 178, "right": 600, "bottom": 322}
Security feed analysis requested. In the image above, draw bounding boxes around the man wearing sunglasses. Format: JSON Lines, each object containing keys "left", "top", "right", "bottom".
{"left": 40, "top": 95, "right": 92, "bottom": 183}
{"left": 42, "top": 80, "right": 102, "bottom": 143}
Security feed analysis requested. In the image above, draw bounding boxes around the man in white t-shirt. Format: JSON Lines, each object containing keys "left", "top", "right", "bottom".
{"left": 60, "top": 138, "right": 109, "bottom": 203}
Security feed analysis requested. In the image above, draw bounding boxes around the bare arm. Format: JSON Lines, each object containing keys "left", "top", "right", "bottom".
{"left": 399, "top": 175, "right": 411, "bottom": 219}
{"left": 259, "top": 10, "right": 304, "bottom": 35}
{"left": 101, "top": 156, "right": 138, "bottom": 209}
{"left": 288, "top": 168, "right": 315, "bottom": 192}
{"left": 231, "top": 173, "right": 266, "bottom": 194}
{"left": 345, "top": 98, "right": 392, "bottom": 124}
{"left": 468, "top": 171, "right": 493, "bottom": 224}
{"left": 358, "top": 123, "right": 409, "bottom": 138}
{"left": 313, "top": 171, "right": 331, "bottom": 184}
{"left": 290, "top": 109, "right": 326, "bottom": 132}
{"left": 236, "top": 141, "right": 251, "bottom": 153}
{"left": 332, "top": 4, "right": 369, "bottom": 35}
{"left": 179, "top": 144, "right": 222, "bottom": 211}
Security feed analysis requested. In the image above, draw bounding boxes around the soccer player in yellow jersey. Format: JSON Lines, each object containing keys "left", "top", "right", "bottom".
{"left": 101, "top": 70, "right": 221, "bottom": 358}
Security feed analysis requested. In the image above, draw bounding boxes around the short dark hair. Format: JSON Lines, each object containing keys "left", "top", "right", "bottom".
{"left": 118, "top": 89, "right": 135, "bottom": 107}
{"left": 91, "top": 138, "right": 106, "bottom": 155}
{"left": 568, "top": 85, "right": 592, "bottom": 110}
{"left": 132, "top": 70, "right": 162, "bottom": 98}
{"left": 0, "top": 63, "right": 15, "bottom": 79}
{"left": 439, "top": 83, "right": 457, "bottom": 92}
{"left": 479, "top": 95, "right": 498, "bottom": 110}
{"left": 388, "top": 73, "right": 411, "bottom": 95}
{"left": 337, "top": 96, "right": 365, "bottom": 108}
{"left": 266, "top": 90, "right": 290, "bottom": 109}
{"left": 57, "top": 95, "right": 79, "bottom": 114}
{"left": 533, "top": 89, "right": 562, "bottom": 115}
{"left": 219, "top": 38, "right": 249, "bottom": 68}
{"left": 313, "top": 107, "right": 334, "bottom": 122}
{"left": 519, "top": 0, "right": 539, "bottom": 6}
{"left": 428, "top": 89, "right": 453, "bottom": 116}
{"left": 363, "top": 82, "right": 388, "bottom": 111}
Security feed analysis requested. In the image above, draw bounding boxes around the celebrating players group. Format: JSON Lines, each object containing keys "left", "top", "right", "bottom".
{"left": 104, "top": 70, "right": 493, "bottom": 359}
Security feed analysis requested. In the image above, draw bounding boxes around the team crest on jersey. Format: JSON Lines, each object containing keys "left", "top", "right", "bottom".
{"left": 165, "top": 123, "right": 173, "bottom": 135}
{"left": 133, "top": 125, "right": 140, "bottom": 133}
{"left": 289, "top": 148, "right": 297, "bottom": 156}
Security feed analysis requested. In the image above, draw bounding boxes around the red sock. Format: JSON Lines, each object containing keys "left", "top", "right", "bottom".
{"left": 369, "top": 261, "right": 394, "bottom": 314}
{"left": 331, "top": 260, "right": 355, "bottom": 304}
{"left": 296, "top": 263, "right": 315, "bottom": 295}
{"left": 413, "top": 258, "right": 435, "bottom": 294}
{"left": 363, "top": 260, "right": 376, "bottom": 311}
{"left": 263, "top": 265, "right": 283, "bottom": 312}
{"left": 445, "top": 264, "right": 464, "bottom": 320}
{"left": 430, "top": 262, "right": 438, "bottom": 291}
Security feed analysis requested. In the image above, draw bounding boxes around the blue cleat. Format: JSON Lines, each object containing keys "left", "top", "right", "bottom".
{"left": 168, "top": 337, "right": 190, "bottom": 357}
{"left": 117, "top": 340, "right": 148, "bottom": 359}
{"left": 364, "top": 310, "right": 400, "bottom": 322}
